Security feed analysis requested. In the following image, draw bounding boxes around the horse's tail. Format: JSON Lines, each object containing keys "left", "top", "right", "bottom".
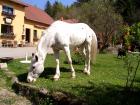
{"left": 91, "top": 32, "right": 98, "bottom": 63}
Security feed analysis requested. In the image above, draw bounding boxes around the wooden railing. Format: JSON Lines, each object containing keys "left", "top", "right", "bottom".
{"left": 2, "top": 11, "right": 16, "bottom": 18}
{"left": 1, "top": 40, "right": 18, "bottom": 47}
{"left": 33, "top": 37, "right": 39, "bottom": 42}
{"left": 0, "top": 34, "right": 16, "bottom": 39}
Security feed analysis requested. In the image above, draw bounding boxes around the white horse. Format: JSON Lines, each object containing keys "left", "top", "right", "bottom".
{"left": 27, "top": 20, "right": 97, "bottom": 82}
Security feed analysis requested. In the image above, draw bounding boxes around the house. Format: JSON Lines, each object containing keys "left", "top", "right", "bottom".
{"left": 0, "top": 0, "right": 54, "bottom": 47}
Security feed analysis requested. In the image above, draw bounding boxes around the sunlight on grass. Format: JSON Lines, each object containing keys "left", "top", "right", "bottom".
{"left": 8, "top": 54, "right": 127, "bottom": 90}
{"left": 7, "top": 53, "right": 140, "bottom": 105}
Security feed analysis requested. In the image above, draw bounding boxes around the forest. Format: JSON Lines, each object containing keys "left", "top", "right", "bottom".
{"left": 45, "top": 0, "right": 140, "bottom": 52}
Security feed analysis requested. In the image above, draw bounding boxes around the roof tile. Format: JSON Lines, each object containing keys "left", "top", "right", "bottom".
{"left": 25, "top": 5, "right": 54, "bottom": 25}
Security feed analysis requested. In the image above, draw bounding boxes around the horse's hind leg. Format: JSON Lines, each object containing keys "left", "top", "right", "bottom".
{"left": 79, "top": 47, "right": 88, "bottom": 73}
{"left": 53, "top": 49, "right": 60, "bottom": 80}
{"left": 84, "top": 43, "right": 91, "bottom": 75}
{"left": 64, "top": 46, "right": 76, "bottom": 78}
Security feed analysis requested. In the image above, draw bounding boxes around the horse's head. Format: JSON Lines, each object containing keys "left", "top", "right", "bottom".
{"left": 27, "top": 53, "right": 44, "bottom": 83}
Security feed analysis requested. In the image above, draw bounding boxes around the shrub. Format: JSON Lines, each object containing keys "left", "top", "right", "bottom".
{"left": 64, "top": 51, "right": 85, "bottom": 65}
{"left": 123, "top": 53, "right": 140, "bottom": 90}
{"left": 71, "top": 52, "right": 85, "bottom": 65}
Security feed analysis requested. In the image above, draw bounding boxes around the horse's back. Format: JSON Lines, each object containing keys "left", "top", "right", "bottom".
{"left": 47, "top": 21, "right": 95, "bottom": 46}
{"left": 49, "top": 20, "right": 91, "bottom": 32}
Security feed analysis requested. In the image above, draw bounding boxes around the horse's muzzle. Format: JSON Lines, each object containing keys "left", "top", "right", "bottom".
{"left": 27, "top": 76, "right": 36, "bottom": 83}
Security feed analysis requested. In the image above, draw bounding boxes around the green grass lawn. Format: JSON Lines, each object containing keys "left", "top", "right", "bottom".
{"left": 0, "top": 70, "right": 11, "bottom": 89}
{"left": 7, "top": 53, "right": 140, "bottom": 105}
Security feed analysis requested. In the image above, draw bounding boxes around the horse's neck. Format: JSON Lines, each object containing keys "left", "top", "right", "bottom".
{"left": 37, "top": 35, "right": 49, "bottom": 61}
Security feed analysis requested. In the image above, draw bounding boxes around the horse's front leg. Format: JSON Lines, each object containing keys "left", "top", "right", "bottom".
{"left": 64, "top": 46, "right": 76, "bottom": 78}
{"left": 53, "top": 49, "right": 60, "bottom": 80}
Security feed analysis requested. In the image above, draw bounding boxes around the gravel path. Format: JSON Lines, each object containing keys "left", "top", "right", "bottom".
{"left": 0, "top": 47, "right": 53, "bottom": 59}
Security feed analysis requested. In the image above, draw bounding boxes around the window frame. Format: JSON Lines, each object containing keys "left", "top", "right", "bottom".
{"left": 1, "top": 24, "right": 14, "bottom": 35}
{"left": 33, "top": 30, "right": 38, "bottom": 38}
{"left": 2, "top": 5, "right": 14, "bottom": 16}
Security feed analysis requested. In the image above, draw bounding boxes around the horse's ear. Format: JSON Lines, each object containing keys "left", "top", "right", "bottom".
{"left": 35, "top": 55, "right": 38, "bottom": 62}
{"left": 32, "top": 53, "right": 34, "bottom": 57}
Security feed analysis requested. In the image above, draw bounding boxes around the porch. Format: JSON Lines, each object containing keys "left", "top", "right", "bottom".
{"left": 0, "top": 34, "right": 37, "bottom": 47}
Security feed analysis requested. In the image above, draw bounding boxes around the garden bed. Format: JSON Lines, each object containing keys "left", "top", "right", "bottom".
{"left": 12, "top": 81, "right": 86, "bottom": 105}
{"left": 0, "top": 57, "right": 13, "bottom": 63}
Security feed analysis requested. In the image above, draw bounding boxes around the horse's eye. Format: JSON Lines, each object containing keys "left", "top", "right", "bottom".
{"left": 32, "top": 66, "right": 35, "bottom": 69}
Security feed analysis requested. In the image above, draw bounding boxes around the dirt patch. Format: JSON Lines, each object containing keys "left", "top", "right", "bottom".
{"left": 0, "top": 69, "right": 31, "bottom": 105}
{"left": 0, "top": 88, "right": 31, "bottom": 105}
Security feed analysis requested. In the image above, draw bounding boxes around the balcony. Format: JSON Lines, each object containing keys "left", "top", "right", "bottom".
{"left": 0, "top": 33, "right": 16, "bottom": 40}
{"left": 2, "top": 11, "right": 16, "bottom": 19}
{"left": 33, "top": 37, "right": 39, "bottom": 42}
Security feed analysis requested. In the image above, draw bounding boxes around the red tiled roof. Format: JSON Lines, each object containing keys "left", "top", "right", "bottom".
{"left": 25, "top": 5, "right": 54, "bottom": 25}
{"left": 60, "top": 17, "right": 79, "bottom": 23}
{"left": 63, "top": 19, "right": 79, "bottom": 23}
{"left": 9, "top": 0, "right": 54, "bottom": 25}
{"left": 10, "top": 0, "right": 28, "bottom": 7}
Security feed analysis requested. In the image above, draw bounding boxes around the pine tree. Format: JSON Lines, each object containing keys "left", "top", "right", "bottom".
{"left": 44, "top": 1, "right": 53, "bottom": 17}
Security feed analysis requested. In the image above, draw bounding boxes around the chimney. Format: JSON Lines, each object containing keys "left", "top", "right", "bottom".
{"left": 60, "top": 16, "right": 63, "bottom": 21}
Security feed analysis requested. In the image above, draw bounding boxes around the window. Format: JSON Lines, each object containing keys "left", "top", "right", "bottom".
{"left": 33, "top": 30, "right": 37, "bottom": 38}
{"left": 1, "top": 24, "right": 13, "bottom": 35}
{"left": 33, "top": 30, "right": 38, "bottom": 41}
{"left": 2, "top": 5, "right": 14, "bottom": 15}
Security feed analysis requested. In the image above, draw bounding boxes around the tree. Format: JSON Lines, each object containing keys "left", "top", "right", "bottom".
{"left": 44, "top": 0, "right": 123, "bottom": 52}
{"left": 44, "top": 1, "right": 53, "bottom": 17}
{"left": 114, "top": 0, "right": 140, "bottom": 24}
{"left": 122, "top": 22, "right": 140, "bottom": 51}
{"left": 130, "top": 23, "right": 140, "bottom": 51}
{"left": 122, "top": 25, "right": 132, "bottom": 50}
{"left": 73, "top": 0, "right": 91, "bottom": 6}
{"left": 52, "top": 1, "right": 65, "bottom": 19}
{"left": 69, "top": 0, "right": 123, "bottom": 52}
{"left": 44, "top": 1, "right": 66, "bottom": 19}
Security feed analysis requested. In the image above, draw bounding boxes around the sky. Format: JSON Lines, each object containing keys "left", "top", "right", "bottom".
{"left": 22, "top": 0, "right": 76, "bottom": 10}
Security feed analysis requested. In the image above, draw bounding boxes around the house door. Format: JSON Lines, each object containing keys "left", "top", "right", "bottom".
{"left": 25, "top": 28, "right": 30, "bottom": 43}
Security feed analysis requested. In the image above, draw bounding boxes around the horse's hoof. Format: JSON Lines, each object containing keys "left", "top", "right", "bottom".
{"left": 53, "top": 78, "right": 59, "bottom": 81}
{"left": 71, "top": 76, "right": 76, "bottom": 79}
{"left": 84, "top": 71, "right": 90, "bottom": 75}
{"left": 86, "top": 72, "right": 90, "bottom": 75}
{"left": 87, "top": 73, "right": 90, "bottom": 75}
{"left": 83, "top": 70, "right": 87, "bottom": 74}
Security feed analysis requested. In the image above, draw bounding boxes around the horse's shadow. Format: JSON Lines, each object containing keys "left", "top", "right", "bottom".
{"left": 39, "top": 67, "right": 71, "bottom": 79}
{"left": 17, "top": 67, "right": 76, "bottom": 82}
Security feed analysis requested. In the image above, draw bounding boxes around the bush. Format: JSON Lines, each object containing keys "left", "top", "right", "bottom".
{"left": 72, "top": 52, "right": 85, "bottom": 65}
{"left": 123, "top": 53, "right": 140, "bottom": 90}
{"left": 64, "top": 51, "right": 85, "bottom": 65}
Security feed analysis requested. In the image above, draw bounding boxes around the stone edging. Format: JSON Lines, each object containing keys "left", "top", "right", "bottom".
{"left": 12, "top": 82, "right": 87, "bottom": 105}
{"left": 1, "top": 67, "right": 87, "bottom": 105}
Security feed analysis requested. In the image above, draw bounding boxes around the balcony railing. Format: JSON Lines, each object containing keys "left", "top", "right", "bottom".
{"left": 33, "top": 37, "right": 39, "bottom": 42}
{"left": 2, "top": 11, "right": 16, "bottom": 18}
{"left": 0, "top": 33, "right": 15, "bottom": 39}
